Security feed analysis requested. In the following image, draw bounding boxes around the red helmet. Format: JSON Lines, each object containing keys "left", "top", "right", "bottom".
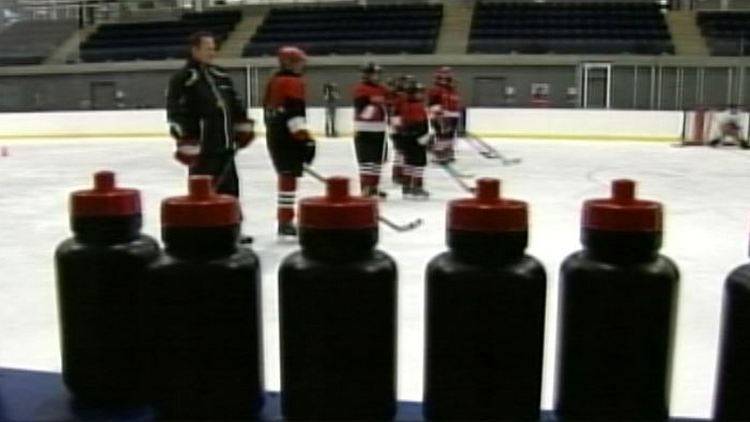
{"left": 434, "top": 66, "right": 454, "bottom": 86}
{"left": 277, "top": 46, "right": 307, "bottom": 65}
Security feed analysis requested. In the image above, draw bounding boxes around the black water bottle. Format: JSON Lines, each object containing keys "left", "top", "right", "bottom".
{"left": 143, "top": 175, "right": 264, "bottom": 420}
{"left": 424, "top": 178, "right": 547, "bottom": 421}
{"left": 279, "top": 176, "right": 397, "bottom": 421}
{"left": 713, "top": 237, "right": 750, "bottom": 421}
{"left": 55, "top": 171, "right": 159, "bottom": 407}
{"left": 555, "top": 179, "right": 679, "bottom": 420}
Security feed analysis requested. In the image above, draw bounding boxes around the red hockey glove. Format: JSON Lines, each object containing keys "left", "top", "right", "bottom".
{"left": 174, "top": 139, "right": 200, "bottom": 167}
{"left": 234, "top": 119, "right": 255, "bottom": 149}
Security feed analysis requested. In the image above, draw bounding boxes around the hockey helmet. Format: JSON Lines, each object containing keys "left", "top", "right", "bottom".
{"left": 277, "top": 46, "right": 307, "bottom": 65}
{"left": 361, "top": 62, "right": 382, "bottom": 75}
{"left": 406, "top": 80, "right": 424, "bottom": 95}
{"left": 434, "top": 66, "right": 454, "bottom": 86}
{"left": 361, "top": 62, "right": 382, "bottom": 82}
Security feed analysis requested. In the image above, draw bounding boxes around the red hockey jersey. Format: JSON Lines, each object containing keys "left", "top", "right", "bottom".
{"left": 427, "top": 85, "right": 461, "bottom": 119}
{"left": 353, "top": 81, "right": 388, "bottom": 132}
{"left": 399, "top": 98, "right": 429, "bottom": 138}
{"left": 264, "top": 70, "right": 310, "bottom": 141}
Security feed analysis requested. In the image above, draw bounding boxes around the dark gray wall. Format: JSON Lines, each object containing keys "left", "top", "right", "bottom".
{"left": 0, "top": 68, "right": 246, "bottom": 111}
{"left": 0, "top": 62, "right": 747, "bottom": 112}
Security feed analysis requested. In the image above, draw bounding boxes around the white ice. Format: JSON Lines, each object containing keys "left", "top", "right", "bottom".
{"left": 1, "top": 135, "right": 749, "bottom": 419}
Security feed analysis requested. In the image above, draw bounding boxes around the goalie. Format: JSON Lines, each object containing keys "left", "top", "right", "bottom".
{"left": 709, "top": 108, "right": 750, "bottom": 149}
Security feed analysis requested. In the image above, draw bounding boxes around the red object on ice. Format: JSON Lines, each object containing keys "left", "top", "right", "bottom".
{"left": 70, "top": 171, "right": 141, "bottom": 217}
{"left": 447, "top": 178, "right": 527, "bottom": 232}
{"left": 161, "top": 175, "right": 240, "bottom": 227}
{"left": 582, "top": 179, "right": 663, "bottom": 232}
{"left": 299, "top": 177, "right": 378, "bottom": 230}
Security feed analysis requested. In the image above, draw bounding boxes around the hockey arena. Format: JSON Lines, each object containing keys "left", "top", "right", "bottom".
{"left": 2, "top": 0, "right": 750, "bottom": 421}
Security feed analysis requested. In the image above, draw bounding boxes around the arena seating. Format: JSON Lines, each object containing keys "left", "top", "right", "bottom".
{"left": 79, "top": 10, "right": 241, "bottom": 62}
{"left": 469, "top": 2, "right": 674, "bottom": 55}
{"left": 697, "top": 12, "right": 750, "bottom": 56}
{"left": 0, "top": 19, "right": 77, "bottom": 65}
{"left": 243, "top": 4, "right": 442, "bottom": 57}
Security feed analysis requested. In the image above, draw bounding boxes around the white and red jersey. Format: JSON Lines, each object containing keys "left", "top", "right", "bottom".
{"left": 353, "top": 81, "right": 388, "bottom": 132}
{"left": 427, "top": 85, "right": 461, "bottom": 120}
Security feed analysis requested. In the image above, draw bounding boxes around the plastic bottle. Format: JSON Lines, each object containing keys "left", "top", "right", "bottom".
{"left": 143, "top": 175, "right": 263, "bottom": 420}
{"left": 713, "top": 236, "right": 750, "bottom": 421}
{"left": 279, "top": 176, "right": 397, "bottom": 420}
{"left": 55, "top": 171, "right": 159, "bottom": 407}
{"left": 555, "top": 179, "right": 679, "bottom": 420}
{"left": 424, "top": 178, "right": 547, "bottom": 421}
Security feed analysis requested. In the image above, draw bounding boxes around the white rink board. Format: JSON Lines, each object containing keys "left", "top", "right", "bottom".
{"left": 0, "top": 108, "right": 684, "bottom": 141}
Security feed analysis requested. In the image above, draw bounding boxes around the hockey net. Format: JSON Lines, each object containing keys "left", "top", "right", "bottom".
{"left": 681, "top": 108, "right": 750, "bottom": 146}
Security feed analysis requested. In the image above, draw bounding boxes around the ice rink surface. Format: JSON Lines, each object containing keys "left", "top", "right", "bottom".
{"left": 2, "top": 135, "right": 750, "bottom": 418}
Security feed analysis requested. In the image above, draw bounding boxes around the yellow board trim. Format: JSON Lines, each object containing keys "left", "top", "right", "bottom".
{"left": 475, "top": 133, "right": 677, "bottom": 142}
{"left": 0, "top": 132, "right": 678, "bottom": 142}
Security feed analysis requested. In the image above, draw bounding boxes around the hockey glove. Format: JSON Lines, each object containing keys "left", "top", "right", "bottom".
{"left": 417, "top": 133, "right": 434, "bottom": 146}
{"left": 234, "top": 119, "right": 255, "bottom": 149}
{"left": 302, "top": 139, "right": 316, "bottom": 165}
{"left": 174, "top": 139, "right": 200, "bottom": 167}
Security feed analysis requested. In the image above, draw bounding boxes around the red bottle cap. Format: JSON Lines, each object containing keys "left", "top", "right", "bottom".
{"left": 448, "top": 178, "right": 528, "bottom": 232}
{"left": 70, "top": 171, "right": 141, "bottom": 218}
{"left": 582, "top": 179, "right": 662, "bottom": 232}
{"left": 299, "top": 177, "right": 378, "bottom": 230}
{"left": 161, "top": 176, "right": 240, "bottom": 227}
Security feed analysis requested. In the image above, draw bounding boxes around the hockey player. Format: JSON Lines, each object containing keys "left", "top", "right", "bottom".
{"left": 397, "top": 80, "right": 431, "bottom": 200}
{"left": 428, "top": 66, "right": 462, "bottom": 163}
{"left": 353, "top": 62, "right": 389, "bottom": 198}
{"left": 709, "top": 107, "right": 750, "bottom": 149}
{"left": 386, "top": 75, "right": 410, "bottom": 185}
{"left": 166, "top": 31, "right": 255, "bottom": 243}
{"left": 264, "top": 46, "right": 316, "bottom": 237}
{"left": 323, "top": 81, "right": 339, "bottom": 137}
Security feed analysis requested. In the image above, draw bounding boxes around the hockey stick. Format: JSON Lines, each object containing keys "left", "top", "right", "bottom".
{"left": 303, "top": 165, "right": 424, "bottom": 232}
{"left": 213, "top": 150, "right": 237, "bottom": 189}
{"left": 436, "top": 161, "right": 476, "bottom": 193}
{"left": 463, "top": 133, "right": 522, "bottom": 165}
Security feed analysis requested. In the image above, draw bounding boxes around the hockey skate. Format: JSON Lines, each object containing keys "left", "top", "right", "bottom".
{"left": 402, "top": 185, "right": 430, "bottom": 201}
{"left": 410, "top": 186, "right": 430, "bottom": 200}
{"left": 278, "top": 222, "right": 298, "bottom": 237}
{"left": 239, "top": 234, "right": 254, "bottom": 244}
{"left": 362, "top": 186, "right": 388, "bottom": 200}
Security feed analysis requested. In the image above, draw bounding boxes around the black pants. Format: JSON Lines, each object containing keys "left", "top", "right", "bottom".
{"left": 325, "top": 105, "right": 338, "bottom": 137}
{"left": 267, "top": 132, "right": 305, "bottom": 177}
{"left": 190, "top": 152, "right": 239, "bottom": 197}
{"left": 354, "top": 131, "right": 387, "bottom": 164}
{"left": 399, "top": 136, "right": 427, "bottom": 167}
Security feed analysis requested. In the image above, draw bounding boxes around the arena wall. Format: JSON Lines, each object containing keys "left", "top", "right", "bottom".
{"left": 0, "top": 108, "right": 684, "bottom": 141}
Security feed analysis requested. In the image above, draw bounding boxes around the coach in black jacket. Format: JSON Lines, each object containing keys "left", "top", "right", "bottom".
{"left": 166, "top": 31, "right": 255, "bottom": 199}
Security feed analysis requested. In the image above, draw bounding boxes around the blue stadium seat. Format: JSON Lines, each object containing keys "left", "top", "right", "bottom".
{"left": 469, "top": 1, "right": 673, "bottom": 55}
{"left": 698, "top": 11, "right": 750, "bottom": 55}
{"left": 79, "top": 9, "right": 241, "bottom": 62}
{"left": 243, "top": 4, "right": 442, "bottom": 57}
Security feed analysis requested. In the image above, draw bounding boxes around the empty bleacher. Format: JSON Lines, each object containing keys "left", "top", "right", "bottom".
{"left": 79, "top": 10, "right": 241, "bottom": 62}
{"left": 243, "top": 4, "right": 442, "bottom": 57}
{"left": 0, "top": 19, "right": 77, "bottom": 65}
{"left": 697, "top": 12, "right": 750, "bottom": 56}
{"left": 469, "top": 2, "right": 674, "bottom": 55}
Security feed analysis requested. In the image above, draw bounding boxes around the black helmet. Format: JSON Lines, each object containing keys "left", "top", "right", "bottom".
{"left": 406, "top": 80, "right": 424, "bottom": 95}
{"left": 361, "top": 62, "right": 382, "bottom": 75}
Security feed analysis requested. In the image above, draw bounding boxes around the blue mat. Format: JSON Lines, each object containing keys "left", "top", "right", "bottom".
{"left": 0, "top": 367, "right": 705, "bottom": 421}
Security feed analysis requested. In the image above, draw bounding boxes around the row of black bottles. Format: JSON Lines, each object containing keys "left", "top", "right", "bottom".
{"left": 53, "top": 171, "right": 746, "bottom": 421}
